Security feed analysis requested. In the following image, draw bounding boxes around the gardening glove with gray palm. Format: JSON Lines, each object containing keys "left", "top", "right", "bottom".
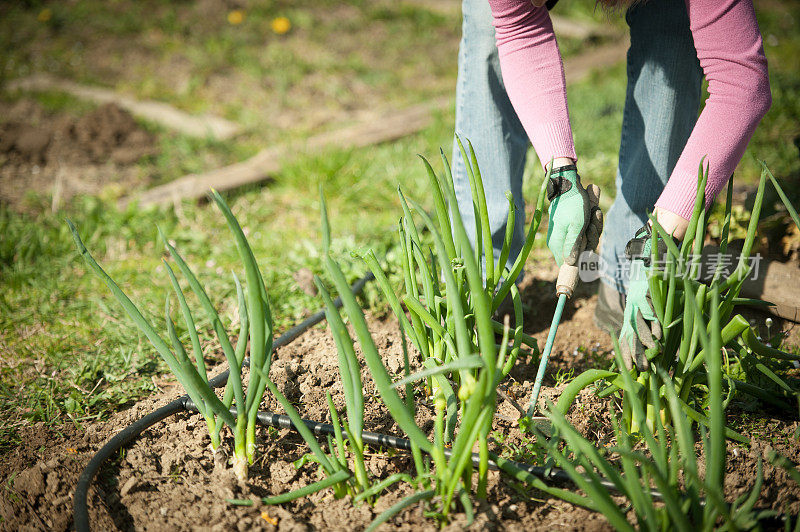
{"left": 618, "top": 224, "right": 667, "bottom": 370}
{"left": 546, "top": 165, "right": 604, "bottom": 267}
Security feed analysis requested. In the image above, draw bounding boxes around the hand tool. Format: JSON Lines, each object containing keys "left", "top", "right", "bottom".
{"left": 526, "top": 263, "right": 579, "bottom": 418}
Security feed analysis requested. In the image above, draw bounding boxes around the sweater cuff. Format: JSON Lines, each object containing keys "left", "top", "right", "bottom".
{"left": 530, "top": 119, "right": 577, "bottom": 169}
{"left": 654, "top": 171, "right": 708, "bottom": 221}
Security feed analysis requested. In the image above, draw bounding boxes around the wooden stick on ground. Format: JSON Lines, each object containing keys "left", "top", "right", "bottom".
{"left": 7, "top": 74, "right": 240, "bottom": 140}
{"left": 123, "top": 95, "right": 452, "bottom": 208}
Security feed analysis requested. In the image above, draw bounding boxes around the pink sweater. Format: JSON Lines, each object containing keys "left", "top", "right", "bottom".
{"left": 489, "top": 0, "right": 771, "bottom": 220}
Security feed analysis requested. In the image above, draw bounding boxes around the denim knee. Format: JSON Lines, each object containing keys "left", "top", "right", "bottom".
{"left": 601, "top": 0, "right": 703, "bottom": 292}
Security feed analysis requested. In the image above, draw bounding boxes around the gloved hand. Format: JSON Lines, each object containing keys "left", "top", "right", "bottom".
{"left": 546, "top": 165, "right": 603, "bottom": 266}
{"left": 618, "top": 224, "right": 664, "bottom": 370}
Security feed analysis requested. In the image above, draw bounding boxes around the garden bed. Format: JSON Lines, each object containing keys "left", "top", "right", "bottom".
{"left": 2, "top": 272, "right": 798, "bottom": 531}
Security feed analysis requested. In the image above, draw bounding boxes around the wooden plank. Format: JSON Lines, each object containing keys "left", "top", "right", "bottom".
{"left": 741, "top": 259, "right": 800, "bottom": 322}
{"left": 565, "top": 37, "right": 629, "bottom": 85}
{"left": 700, "top": 245, "right": 800, "bottom": 322}
{"left": 6, "top": 74, "right": 240, "bottom": 140}
{"left": 551, "top": 15, "right": 619, "bottom": 40}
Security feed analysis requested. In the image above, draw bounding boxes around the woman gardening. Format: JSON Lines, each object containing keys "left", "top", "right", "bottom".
{"left": 452, "top": 0, "right": 771, "bottom": 368}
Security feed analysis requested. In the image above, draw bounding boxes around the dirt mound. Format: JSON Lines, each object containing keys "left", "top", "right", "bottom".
{"left": 1, "top": 101, "right": 155, "bottom": 166}
{"left": 69, "top": 103, "right": 155, "bottom": 165}
{"left": 0, "top": 99, "right": 156, "bottom": 211}
{"left": 0, "top": 123, "right": 51, "bottom": 163}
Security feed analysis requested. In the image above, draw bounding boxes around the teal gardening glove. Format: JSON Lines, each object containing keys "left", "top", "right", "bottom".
{"left": 546, "top": 165, "right": 603, "bottom": 267}
{"left": 618, "top": 224, "right": 671, "bottom": 370}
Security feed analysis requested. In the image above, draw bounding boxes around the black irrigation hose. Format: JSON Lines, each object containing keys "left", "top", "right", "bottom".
{"left": 73, "top": 270, "right": 653, "bottom": 531}
{"left": 182, "top": 400, "right": 620, "bottom": 495}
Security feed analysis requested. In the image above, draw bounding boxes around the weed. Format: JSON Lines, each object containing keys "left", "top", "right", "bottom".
{"left": 553, "top": 367, "right": 576, "bottom": 387}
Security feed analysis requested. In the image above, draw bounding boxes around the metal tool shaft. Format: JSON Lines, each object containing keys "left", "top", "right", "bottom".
{"left": 526, "top": 293, "right": 567, "bottom": 417}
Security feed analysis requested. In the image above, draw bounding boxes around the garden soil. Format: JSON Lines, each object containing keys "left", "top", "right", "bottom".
{"left": 1, "top": 267, "right": 799, "bottom": 531}
{"left": 0, "top": 98, "right": 155, "bottom": 212}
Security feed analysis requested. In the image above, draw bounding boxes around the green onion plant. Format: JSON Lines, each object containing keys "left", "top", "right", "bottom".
{"left": 69, "top": 190, "right": 274, "bottom": 481}
{"left": 315, "top": 144, "right": 548, "bottom": 526}
{"left": 233, "top": 188, "right": 410, "bottom": 508}
{"left": 531, "top": 296, "right": 779, "bottom": 531}
{"left": 557, "top": 162, "right": 800, "bottom": 434}
{"left": 360, "top": 138, "right": 541, "bottom": 434}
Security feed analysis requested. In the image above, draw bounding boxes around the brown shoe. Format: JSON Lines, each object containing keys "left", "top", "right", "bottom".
{"left": 594, "top": 282, "right": 625, "bottom": 336}
{"left": 492, "top": 291, "right": 518, "bottom": 329}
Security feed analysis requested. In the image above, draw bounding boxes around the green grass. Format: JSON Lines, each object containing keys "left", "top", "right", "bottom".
{"left": 26, "top": 90, "right": 97, "bottom": 116}
{"left": 145, "top": 128, "right": 258, "bottom": 187}
{"left": 0, "top": 0, "right": 606, "bottom": 149}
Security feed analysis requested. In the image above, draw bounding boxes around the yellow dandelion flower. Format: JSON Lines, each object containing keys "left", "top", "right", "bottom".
{"left": 227, "top": 10, "right": 245, "bottom": 25}
{"left": 271, "top": 16, "right": 291, "bottom": 35}
{"left": 38, "top": 8, "right": 52, "bottom": 22}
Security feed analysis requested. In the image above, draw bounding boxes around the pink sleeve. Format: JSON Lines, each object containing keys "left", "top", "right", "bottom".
{"left": 489, "top": 0, "right": 577, "bottom": 167}
{"left": 655, "top": 0, "right": 771, "bottom": 220}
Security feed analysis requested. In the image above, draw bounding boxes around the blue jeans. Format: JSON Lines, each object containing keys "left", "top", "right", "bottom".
{"left": 600, "top": 0, "right": 702, "bottom": 293}
{"left": 452, "top": 0, "right": 530, "bottom": 279}
{"left": 452, "top": 0, "right": 702, "bottom": 294}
